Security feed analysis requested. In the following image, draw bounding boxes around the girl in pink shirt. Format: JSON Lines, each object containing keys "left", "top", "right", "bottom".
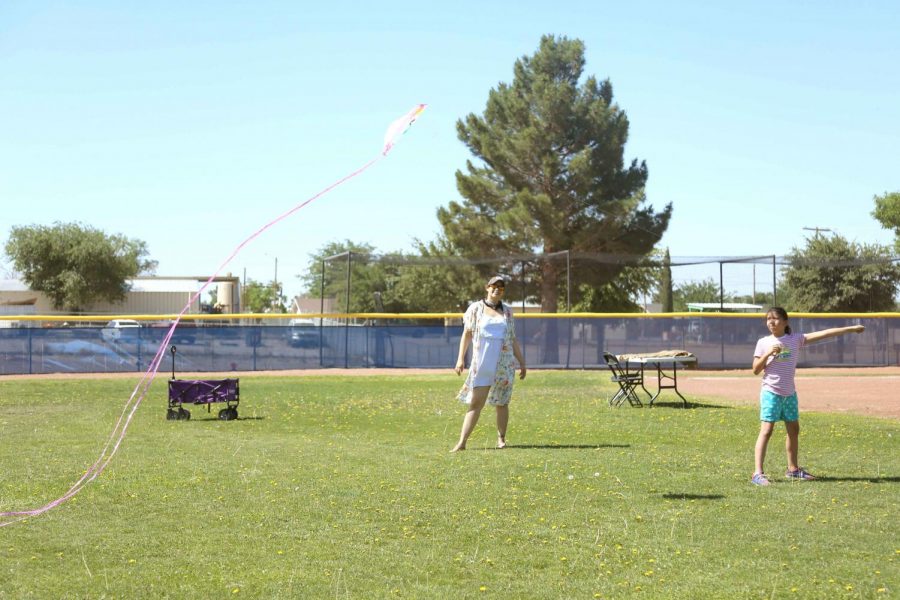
{"left": 750, "top": 307, "right": 865, "bottom": 486}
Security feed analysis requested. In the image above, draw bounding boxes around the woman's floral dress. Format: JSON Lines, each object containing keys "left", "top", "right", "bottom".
{"left": 457, "top": 300, "right": 518, "bottom": 406}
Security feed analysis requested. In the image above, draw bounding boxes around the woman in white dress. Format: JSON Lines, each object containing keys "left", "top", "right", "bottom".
{"left": 451, "top": 276, "right": 527, "bottom": 452}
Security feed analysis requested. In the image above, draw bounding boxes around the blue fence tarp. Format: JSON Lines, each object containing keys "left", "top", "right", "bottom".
{"left": 0, "top": 316, "right": 896, "bottom": 375}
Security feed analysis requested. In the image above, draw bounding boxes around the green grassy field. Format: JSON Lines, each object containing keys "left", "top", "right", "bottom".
{"left": 0, "top": 372, "right": 897, "bottom": 598}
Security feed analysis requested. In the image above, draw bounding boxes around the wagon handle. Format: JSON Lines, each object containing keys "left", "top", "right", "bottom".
{"left": 170, "top": 345, "right": 177, "bottom": 380}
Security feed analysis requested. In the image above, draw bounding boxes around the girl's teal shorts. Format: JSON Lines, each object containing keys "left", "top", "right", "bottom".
{"left": 760, "top": 390, "right": 799, "bottom": 422}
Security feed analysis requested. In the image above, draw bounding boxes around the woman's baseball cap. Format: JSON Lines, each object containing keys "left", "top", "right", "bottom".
{"left": 487, "top": 276, "right": 505, "bottom": 286}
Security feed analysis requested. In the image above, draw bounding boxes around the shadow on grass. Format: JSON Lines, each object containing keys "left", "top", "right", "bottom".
{"left": 645, "top": 401, "right": 732, "bottom": 410}
{"left": 491, "top": 443, "right": 631, "bottom": 450}
{"left": 661, "top": 493, "right": 726, "bottom": 500}
{"left": 171, "top": 416, "right": 267, "bottom": 423}
{"left": 813, "top": 475, "right": 900, "bottom": 483}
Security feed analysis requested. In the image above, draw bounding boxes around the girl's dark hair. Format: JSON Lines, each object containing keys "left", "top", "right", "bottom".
{"left": 767, "top": 306, "right": 792, "bottom": 334}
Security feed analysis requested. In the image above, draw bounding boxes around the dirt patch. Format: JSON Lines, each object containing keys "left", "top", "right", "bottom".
{"left": 678, "top": 367, "right": 900, "bottom": 420}
{"left": 3, "top": 366, "right": 898, "bottom": 420}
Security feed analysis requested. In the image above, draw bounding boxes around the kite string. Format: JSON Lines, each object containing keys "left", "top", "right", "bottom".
{"left": 0, "top": 321, "right": 175, "bottom": 523}
{"left": 0, "top": 154, "right": 385, "bottom": 526}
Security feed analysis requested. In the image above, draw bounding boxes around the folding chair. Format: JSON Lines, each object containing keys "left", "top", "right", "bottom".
{"left": 602, "top": 352, "right": 644, "bottom": 407}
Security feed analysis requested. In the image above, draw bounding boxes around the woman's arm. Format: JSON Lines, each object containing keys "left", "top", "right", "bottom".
{"left": 804, "top": 325, "right": 865, "bottom": 344}
{"left": 512, "top": 339, "right": 527, "bottom": 379}
{"left": 454, "top": 330, "right": 473, "bottom": 375}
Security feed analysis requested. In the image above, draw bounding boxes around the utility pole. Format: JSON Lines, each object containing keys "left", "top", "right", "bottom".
{"left": 802, "top": 226, "right": 832, "bottom": 239}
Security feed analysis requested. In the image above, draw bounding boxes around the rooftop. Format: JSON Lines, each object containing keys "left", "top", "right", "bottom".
{"left": 686, "top": 302, "right": 764, "bottom": 313}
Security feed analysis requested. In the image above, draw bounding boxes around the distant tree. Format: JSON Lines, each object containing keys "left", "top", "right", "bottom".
{"left": 242, "top": 279, "right": 286, "bottom": 313}
{"left": 732, "top": 292, "right": 775, "bottom": 308}
{"left": 872, "top": 191, "right": 900, "bottom": 253}
{"left": 206, "top": 287, "right": 220, "bottom": 312}
{"left": 782, "top": 233, "right": 900, "bottom": 311}
{"left": 574, "top": 258, "right": 662, "bottom": 312}
{"left": 440, "top": 35, "right": 671, "bottom": 359}
{"left": 300, "top": 240, "right": 486, "bottom": 316}
{"left": 389, "top": 239, "right": 483, "bottom": 313}
{"left": 4, "top": 222, "right": 156, "bottom": 311}
{"left": 672, "top": 278, "right": 730, "bottom": 311}
{"left": 300, "top": 241, "right": 400, "bottom": 313}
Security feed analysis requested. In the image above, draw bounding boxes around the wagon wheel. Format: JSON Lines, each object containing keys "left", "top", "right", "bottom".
{"left": 166, "top": 409, "right": 178, "bottom": 421}
{"left": 228, "top": 408, "right": 238, "bottom": 420}
{"left": 218, "top": 408, "right": 233, "bottom": 421}
{"left": 178, "top": 408, "right": 191, "bottom": 421}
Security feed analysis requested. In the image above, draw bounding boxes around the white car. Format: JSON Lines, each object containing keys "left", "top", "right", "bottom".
{"left": 101, "top": 319, "right": 141, "bottom": 343}
{"left": 287, "top": 318, "right": 319, "bottom": 348}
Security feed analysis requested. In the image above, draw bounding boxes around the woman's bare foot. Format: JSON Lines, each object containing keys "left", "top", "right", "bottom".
{"left": 497, "top": 437, "right": 506, "bottom": 449}
{"left": 450, "top": 443, "right": 466, "bottom": 452}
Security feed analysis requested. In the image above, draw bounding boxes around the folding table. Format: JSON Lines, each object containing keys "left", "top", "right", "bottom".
{"left": 619, "top": 354, "right": 697, "bottom": 407}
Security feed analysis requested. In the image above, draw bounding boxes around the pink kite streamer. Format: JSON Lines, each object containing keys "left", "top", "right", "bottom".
{"left": 0, "top": 104, "right": 427, "bottom": 527}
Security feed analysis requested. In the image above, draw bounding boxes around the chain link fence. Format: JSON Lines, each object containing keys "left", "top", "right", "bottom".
{"left": 1, "top": 314, "right": 896, "bottom": 375}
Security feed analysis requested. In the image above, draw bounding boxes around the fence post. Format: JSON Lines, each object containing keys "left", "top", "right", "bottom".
{"left": 565, "top": 250, "right": 572, "bottom": 369}
{"left": 345, "top": 251, "right": 352, "bottom": 368}
{"left": 27, "top": 327, "right": 33, "bottom": 374}
{"left": 320, "top": 258, "right": 325, "bottom": 367}
{"left": 772, "top": 255, "right": 777, "bottom": 305}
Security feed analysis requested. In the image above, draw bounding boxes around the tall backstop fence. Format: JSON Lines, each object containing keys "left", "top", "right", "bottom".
{"left": 1, "top": 313, "right": 897, "bottom": 376}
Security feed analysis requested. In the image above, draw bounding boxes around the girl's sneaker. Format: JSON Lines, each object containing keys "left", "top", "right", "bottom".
{"left": 785, "top": 468, "right": 816, "bottom": 480}
{"left": 751, "top": 472, "right": 770, "bottom": 486}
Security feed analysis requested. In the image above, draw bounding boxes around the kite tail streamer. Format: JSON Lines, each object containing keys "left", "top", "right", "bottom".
{"left": 0, "top": 104, "right": 425, "bottom": 527}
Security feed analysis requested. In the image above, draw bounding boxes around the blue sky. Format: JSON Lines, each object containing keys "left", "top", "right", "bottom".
{"left": 2, "top": 1, "right": 898, "bottom": 303}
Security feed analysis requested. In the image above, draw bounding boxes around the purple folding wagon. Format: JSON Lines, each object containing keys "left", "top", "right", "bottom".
{"left": 166, "top": 346, "right": 239, "bottom": 421}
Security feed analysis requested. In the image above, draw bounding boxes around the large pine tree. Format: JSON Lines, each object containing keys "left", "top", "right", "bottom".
{"left": 438, "top": 35, "right": 671, "bottom": 360}
{"left": 440, "top": 35, "right": 671, "bottom": 311}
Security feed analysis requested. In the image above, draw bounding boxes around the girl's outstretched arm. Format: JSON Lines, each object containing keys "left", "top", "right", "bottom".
{"left": 805, "top": 325, "right": 865, "bottom": 344}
